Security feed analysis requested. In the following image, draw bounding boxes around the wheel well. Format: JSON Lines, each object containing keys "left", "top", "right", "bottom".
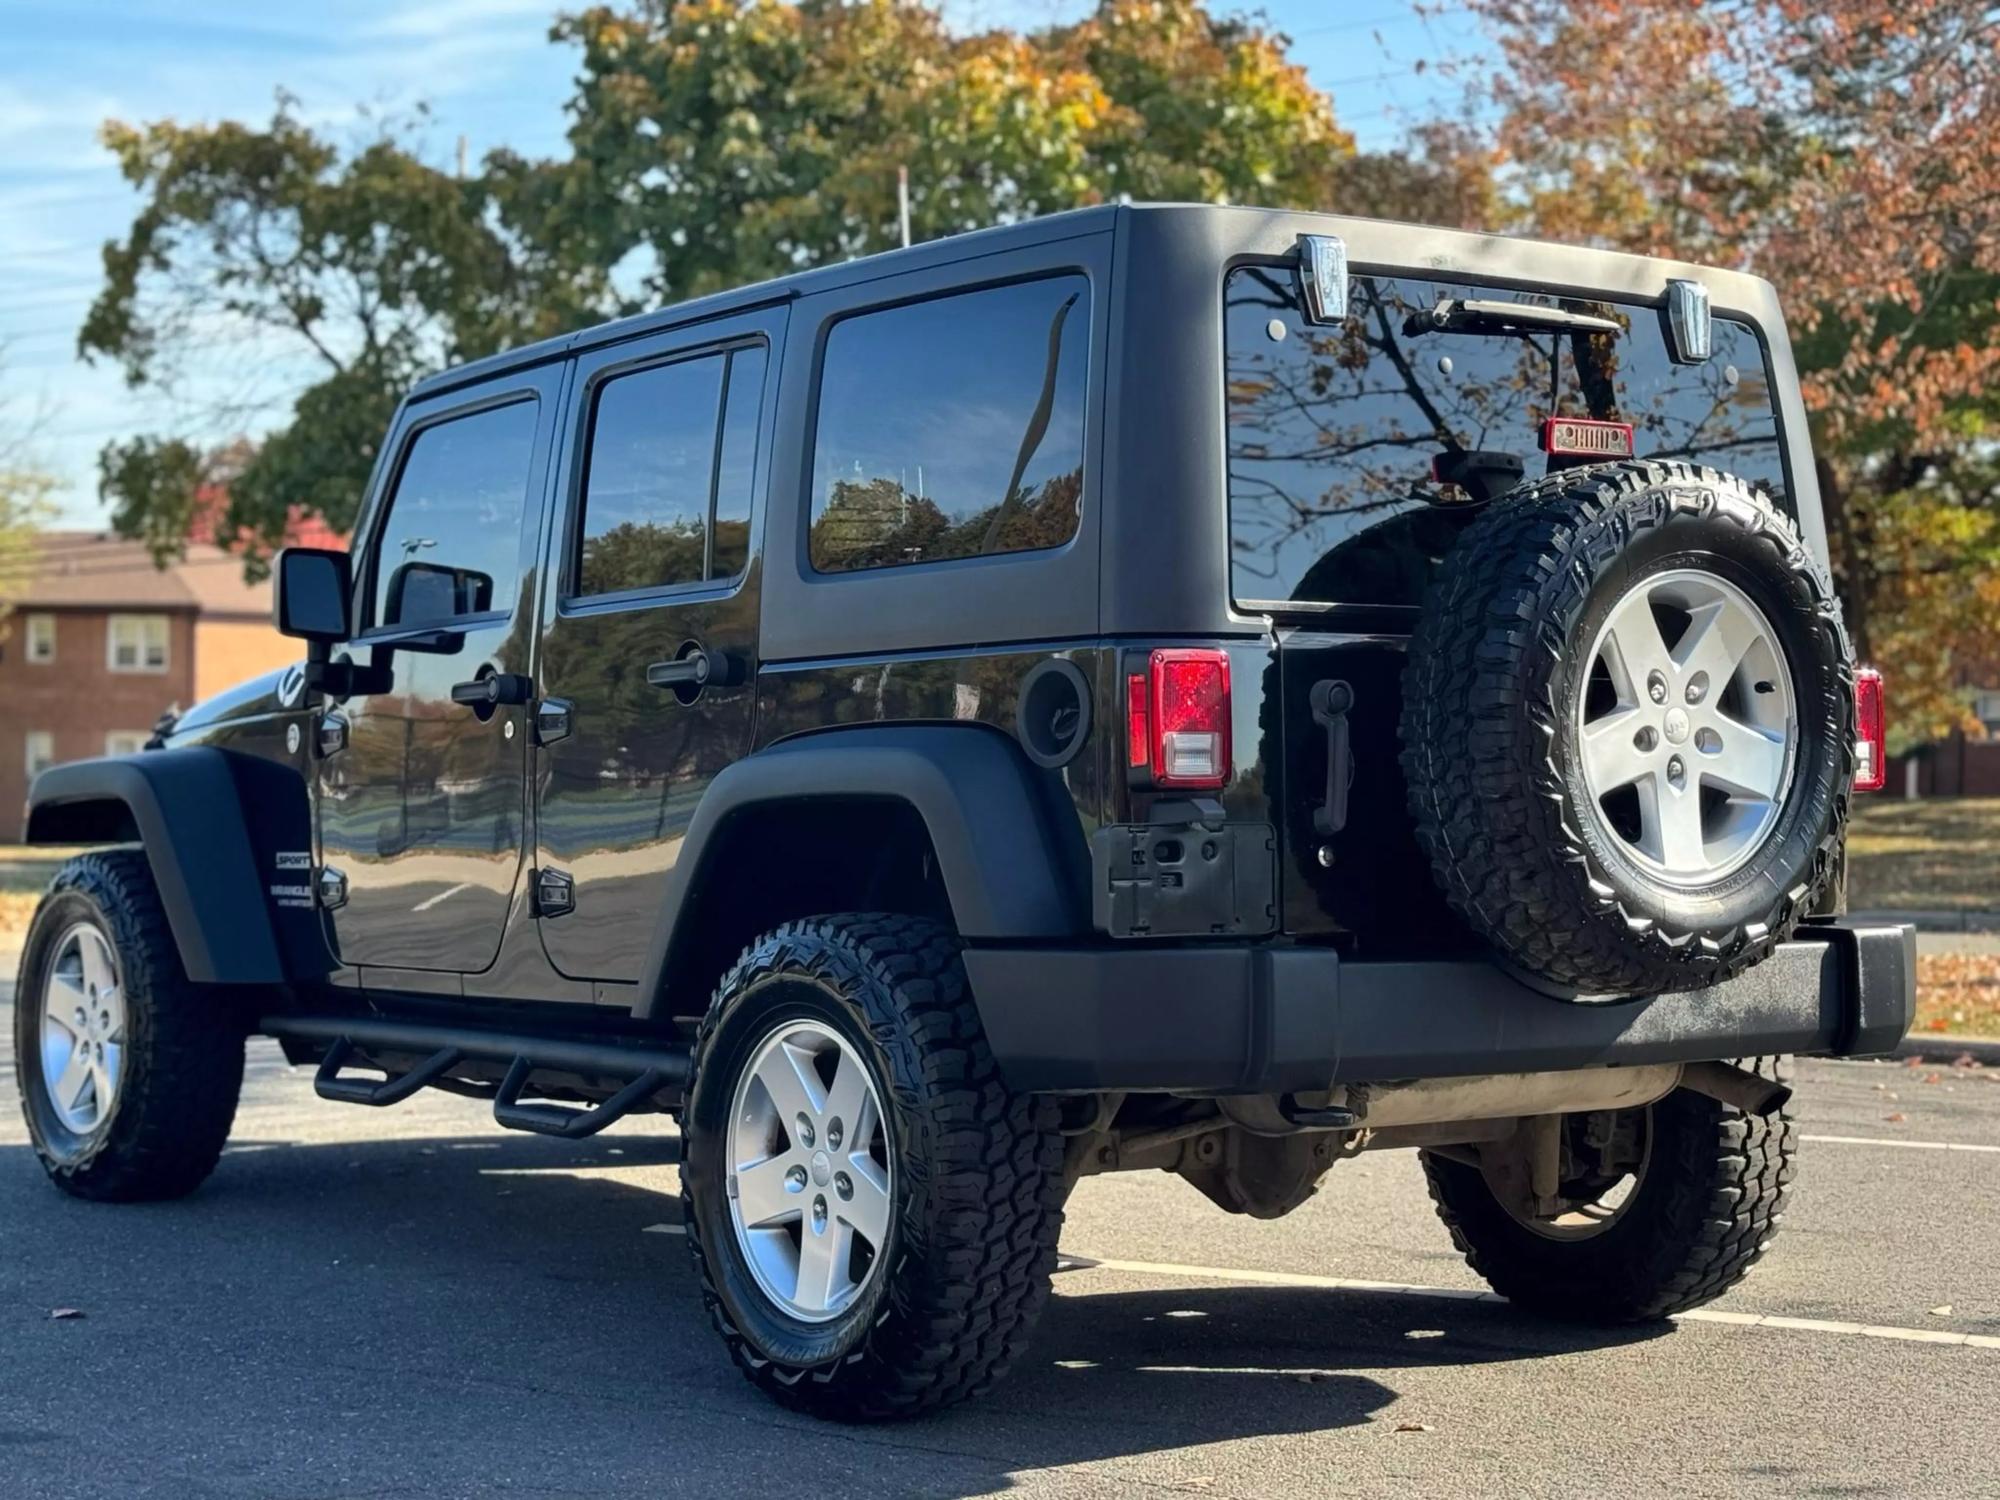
{"left": 26, "top": 798, "right": 141, "bottom": 845}
{"left": 660, "top": 797, "right": 953, "bottom": 1020}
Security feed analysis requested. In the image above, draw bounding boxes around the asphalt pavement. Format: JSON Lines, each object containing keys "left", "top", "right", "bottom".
{"left": 3, "top": 966, "right": 1997, "bottom": 1499}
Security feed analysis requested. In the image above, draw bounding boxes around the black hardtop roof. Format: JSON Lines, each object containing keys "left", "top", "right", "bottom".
{"left": 410, "top": 202, "right": 1767, "bottom": 402}
{"left": 411, "top": 201, "right": 1123, "bottom": 401}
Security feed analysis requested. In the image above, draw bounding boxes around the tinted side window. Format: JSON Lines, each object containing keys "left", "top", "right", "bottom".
{"left": 712, "top": 345, "right": 766, "bottom": 581}
{"left": 373, "top": 400, "right": 538, "bottom": 628}
{"left": 810, "top": 275, "right": 1089, "bottom": 573}
{"left": 1224, "top": 268, "right": 1787, "bottom": 609}
{"left": 575, "top": 343, "right": 766, "bottom": 596}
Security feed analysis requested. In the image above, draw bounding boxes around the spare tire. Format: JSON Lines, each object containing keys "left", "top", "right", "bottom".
{"left": 1400, "top": 459, "right": 1853, "bottom": 996}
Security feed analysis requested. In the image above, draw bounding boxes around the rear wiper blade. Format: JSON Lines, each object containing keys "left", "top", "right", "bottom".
{"left": 1404, "top": 297, "right": 1624, "bottom": 339}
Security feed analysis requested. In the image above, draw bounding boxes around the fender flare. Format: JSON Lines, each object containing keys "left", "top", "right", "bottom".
{"left": 635, "top": 724, "right": 1091, "bottom": 1018}
{"left": 25, "top": 749, "right": 287, "bottom": 985}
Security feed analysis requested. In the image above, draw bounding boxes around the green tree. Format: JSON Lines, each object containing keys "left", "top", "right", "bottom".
{"left": 80, "top": 100, "right": 613, "bottom": 569}
{"left": 84, "top": 3, "right": 1491, "bottom": 571}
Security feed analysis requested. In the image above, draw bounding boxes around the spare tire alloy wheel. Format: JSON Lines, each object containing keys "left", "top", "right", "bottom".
{"left": 38, "top": 923, "right": 126, "bottom": 1138}
{"left": 1577, "top": 569, "right": 1796, "bottom": 887}
{"left": 1402, "top": 460, "right": 1853, "bottom": 996}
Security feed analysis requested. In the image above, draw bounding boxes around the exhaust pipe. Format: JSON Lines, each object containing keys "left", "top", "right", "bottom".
{"left": 1680, "top": 1061, "right": 1791, "bottom": 1117}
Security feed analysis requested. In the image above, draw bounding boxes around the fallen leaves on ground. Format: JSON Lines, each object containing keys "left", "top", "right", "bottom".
{"left": 1915, "top": 952, "right": 2000, "bottom": 1039}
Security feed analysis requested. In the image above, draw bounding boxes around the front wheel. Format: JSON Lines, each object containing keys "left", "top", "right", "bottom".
{"left": 679, "top": 914, "right": 1065, "bottom": 1421}
{"left": 15, "top": 849, "right": 245, "bottom": 1201}
{"left": 1421, "top": 1056, "right": 1795, "bottom": 1321}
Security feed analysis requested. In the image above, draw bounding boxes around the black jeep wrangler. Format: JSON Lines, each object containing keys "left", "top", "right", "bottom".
{"left": 16, "top": 205, "right": 1913, "bottom": 1420}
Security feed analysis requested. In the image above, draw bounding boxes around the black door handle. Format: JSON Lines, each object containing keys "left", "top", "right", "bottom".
{"left": 451, "top": 672, "right": 534, "bottom": 707}
{"left": 646, "top": 648, "right": 743, "bottom": 692}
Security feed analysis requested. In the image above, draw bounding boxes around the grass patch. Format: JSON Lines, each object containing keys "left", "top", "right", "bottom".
{"left": 1847, "top": 798, "right": 2000, "bottom": 912}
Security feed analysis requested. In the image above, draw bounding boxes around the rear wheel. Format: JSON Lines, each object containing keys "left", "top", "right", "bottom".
{"left": 1421, "top": 1057, "right": 1795, "bottom": 1321}
{"left": 679, "top": 914, "right": 1065, "bottom": 1420}
{"left": 15, "top": 849, "right": 245, "bottom": 1201}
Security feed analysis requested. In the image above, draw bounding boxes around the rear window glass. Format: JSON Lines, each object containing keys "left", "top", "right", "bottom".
{"left": 1224, "top": 268, "right": 1787, "bottom": 610}
{"left": 809, "top": 275, "right": 1089, "bottom": 573}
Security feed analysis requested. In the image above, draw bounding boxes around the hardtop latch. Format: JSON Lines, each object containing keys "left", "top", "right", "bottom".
{"left": 1308, "top": 679, "right": 1355, "bottom": 837}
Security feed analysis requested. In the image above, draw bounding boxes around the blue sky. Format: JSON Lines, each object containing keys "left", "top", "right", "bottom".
{"left": 0, "top": 0, "right": 1481, "bottom": 525}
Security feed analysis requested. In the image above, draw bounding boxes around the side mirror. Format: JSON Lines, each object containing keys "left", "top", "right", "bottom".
{"left": 275, "top": 547, "right": 353, "bottom": 643}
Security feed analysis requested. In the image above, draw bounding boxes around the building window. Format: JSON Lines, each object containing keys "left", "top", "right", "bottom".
{"left": 1975, "top": 689, "right": 2000, "bottom": 736}
{"left": 106, "top": 613, "right": 170, "bottom": 673}
{"left": 25, "top": 612, "right": 55, "bottom": 664}
{"left": 25, "top": 731, "right": 54, "bottom": 780}
{"left": 104, "top": 731, "right": 149, "bottom": 758}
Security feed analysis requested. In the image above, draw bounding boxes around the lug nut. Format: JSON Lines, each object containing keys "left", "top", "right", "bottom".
{"left": 811, "top": 1196, "right": 828, "bottom": 1232}
{"left": 1667, "top": 755, "right": 1686, "bottom": 787}
{"left": 1685, "top": 671, "right": 1709, "bottom": 705}
{"left": 1634, "top": 726, "right": 1659, "bottom": 753}
{"left": 826, "top": 1118, "right": 843, "bottom": 1151}
{"left": 785, "top": 1164, "right": 808, "bottom": 1193}
{"left": 794, "top": 1114, "right": 815, "bottom": 1149}
{"left": 834, "top": 1171, "right": 853, "bottom": 1201}
{"left": 1647, "top": 671, "right": 1669, "bottom": 704}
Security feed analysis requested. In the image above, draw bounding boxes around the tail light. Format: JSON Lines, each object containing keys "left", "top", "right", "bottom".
{"left": 1853, "top": 667, "right": 1886, "bottom": 793}
{"left": 1127, "top": 648, "right": 1231, "bottom": 790}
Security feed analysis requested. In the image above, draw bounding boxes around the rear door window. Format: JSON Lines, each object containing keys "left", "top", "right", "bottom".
{"left": 1225, "top": 268, "right": 1787, "bottom": 610}
{"left": 809, "top": 275, "right": 1089, "bottom": 573}
{"left": 574, "top": 343, "right": 767, "bottom": 597}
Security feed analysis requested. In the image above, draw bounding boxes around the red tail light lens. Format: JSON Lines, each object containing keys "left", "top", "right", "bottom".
{"left": 1126, "top": 673, "right": 1150, "bottom": 771}
{"left": 1854, "top": 667, "right": 1886, "bottom": 793}
{"left": 1148, "top": 649, "right": 1231, "bottom": 789}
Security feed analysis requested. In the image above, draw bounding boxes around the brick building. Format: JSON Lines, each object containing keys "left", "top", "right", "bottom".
{"left": 1, "top": 531, "right": 310, "bottom": 836}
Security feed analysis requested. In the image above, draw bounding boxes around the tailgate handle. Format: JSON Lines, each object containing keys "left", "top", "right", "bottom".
{"left": 1309, "top": 679, "right": 1355, "bottom": 836}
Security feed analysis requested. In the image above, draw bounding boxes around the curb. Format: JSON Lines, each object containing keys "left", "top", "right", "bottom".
{"left": 1893, "top": 1033, "right": 2000, "bottom": 1067}
{"left": 1849, "top": 908, "right": 2000, "bottom": 934}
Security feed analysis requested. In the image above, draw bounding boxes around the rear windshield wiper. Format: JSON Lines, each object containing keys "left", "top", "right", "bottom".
{"left": 1404, "top": 297, "right": 1624, "bottom": 339}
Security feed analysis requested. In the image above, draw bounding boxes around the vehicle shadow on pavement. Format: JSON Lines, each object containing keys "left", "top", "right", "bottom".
{"left": 0, "top": 1132, "right": 1670, "bottom": 1489}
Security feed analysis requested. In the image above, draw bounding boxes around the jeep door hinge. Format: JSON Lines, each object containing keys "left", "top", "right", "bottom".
{"left": 534, "top": 698, "right": 573, "bottom": 746}
{"left": 317, "top": 866, "right": 348, "bottom": 911}
{"left": 533, "top": 867, "right": 575, "bottom": 918}
{"left": 316, "top": 713, "right": 348, "bottom": 759}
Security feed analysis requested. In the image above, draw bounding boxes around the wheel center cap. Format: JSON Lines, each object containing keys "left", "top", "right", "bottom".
{"left": 810, "top": 1149, "right": 832, "bottom": 1187}
{"left": 1662, "top": 707, "right": 1691, "bottom": 745}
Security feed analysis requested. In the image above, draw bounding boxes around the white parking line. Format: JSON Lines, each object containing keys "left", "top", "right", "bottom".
{"left": 411, "top": 881, "right": 475, "bottom": 913}
{"left": 1071, "top": 1256, "right": 2000, "bottom": 1351}
{"left": 1804, "top": 1133, "right": 2000, "bottom": 1155}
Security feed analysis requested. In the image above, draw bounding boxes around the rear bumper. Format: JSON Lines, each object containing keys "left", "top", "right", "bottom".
{"left": 962, "top": 922, "right": 1918, "bottom": 1095}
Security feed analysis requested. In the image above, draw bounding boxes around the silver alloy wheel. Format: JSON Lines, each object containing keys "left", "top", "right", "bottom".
{"left": 38, "top": 922, "right": 127, "bottom": 1137}
{"left": 725, "top": 1018, "right": 893, "bottom": 1324}
{"left": 1575, "top": 568, "right": 1797, "bottom": 888}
